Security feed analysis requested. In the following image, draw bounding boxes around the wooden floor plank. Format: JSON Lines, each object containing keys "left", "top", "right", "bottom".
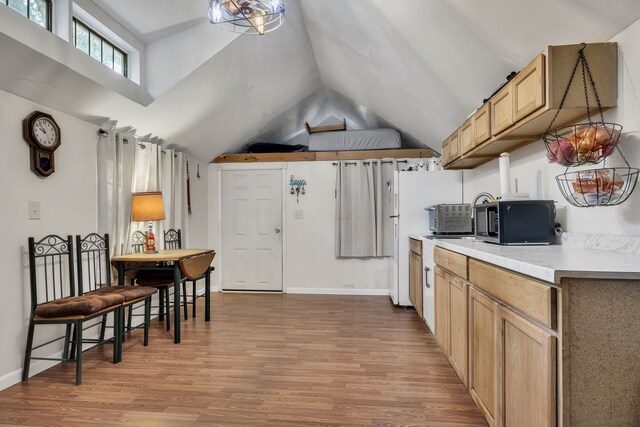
{"left": 0, "top": 293, "right": 486, "bottom": 426}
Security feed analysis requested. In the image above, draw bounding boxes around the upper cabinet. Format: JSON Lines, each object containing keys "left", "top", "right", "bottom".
{"left": 513, "top": 54, "right": 546, "bottom": 122}
{"left": 443, "top": 42, "right": 618, "bottom": 169}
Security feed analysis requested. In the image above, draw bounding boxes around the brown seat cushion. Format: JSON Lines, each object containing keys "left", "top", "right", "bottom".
{"left": 135, "top": 269, "right": 182, "bottom": 287}
{"left": 35, "top": 294, "right": 125, "bottom": 318}
{"left": 90, "top": 285, "right": 157, "bottom": 301}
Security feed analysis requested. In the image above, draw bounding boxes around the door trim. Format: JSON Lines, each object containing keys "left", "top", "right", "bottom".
{"left": 216, "top": 164, "right": 288, "bottom": 292}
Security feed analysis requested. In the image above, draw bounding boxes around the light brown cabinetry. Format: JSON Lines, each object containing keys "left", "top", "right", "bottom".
{"left": 435, "top": 250, "right": 558, "bottom": 427}
{"left": 443, "top": 42, "right": 617, "bottom": 170}
{"left": 513, "top": 54, "right": 546, "bottom": 122}
{"left": 472, "top": 103, "right": 491, "bottom": 146}
{"left": 491, "top": 82, "right": 514, "bottom": 135}
{"left": 460, "top": 119, "right": 473, "bottom": 155}
{"left": 442, "top": 130, "right": 461, "bottom": 165}
{"left": 448, "top": 275, "right": 468, "bottom": 386}
{"left": 499, "top": 306, "right": 556, "bottom": 427}
{"left": 408, "top": 238, "right": 423, "bottom": 319}
{"left": 468, "top": 287, "right": 499, "bottom": 427}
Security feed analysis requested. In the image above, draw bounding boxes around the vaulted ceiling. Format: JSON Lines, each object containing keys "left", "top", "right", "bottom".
{"left": 2, "top": 0, "right": 640, "bottom": 161}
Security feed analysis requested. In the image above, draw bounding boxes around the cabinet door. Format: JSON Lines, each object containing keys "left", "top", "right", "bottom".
{"left": 434, "top": 267, "right": 449, "bottom": 352}
{"left": 442, "top": 139, "right": 451, "bottom": 165}
{"left": 491, "top": 82, "right": 514, "bottom": 135}
{"left": 513, "top": 54, "right": 546, "bottom": 122}
{"left": 469, "top": 288, "right": 499, "bottom": 427}
{"left": 472, "top": 103, "right": 491, "bottom": 146}
{"left": 409, "top": 251, "right": 417, "bottom": 309}
{"left": 499, "top": 306, "right": 556, "bottom": 427}
{"left": 449, "top": 131, "right": 460, "bottom": 160}
{"left": 460, "top": 119, "right": 473, "bottom": 154}
{"left": 448, "top": 276, "right": 469, "bottom": 386}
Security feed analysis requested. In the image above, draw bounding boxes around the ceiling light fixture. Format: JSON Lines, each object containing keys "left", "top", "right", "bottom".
{"left": 208, "top": 0, "right": 285, "bottom": 36}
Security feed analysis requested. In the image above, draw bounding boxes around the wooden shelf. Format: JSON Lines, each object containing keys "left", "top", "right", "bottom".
{"left": 304, "top": 119, "right": 347, "bottom": 134}
{"left": 212, "top": 148, "right": 437, "bottom": 164}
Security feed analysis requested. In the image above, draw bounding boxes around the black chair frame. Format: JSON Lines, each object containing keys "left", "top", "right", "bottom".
{"left": 23, "top": 235, "right": 122, "bottom": 386}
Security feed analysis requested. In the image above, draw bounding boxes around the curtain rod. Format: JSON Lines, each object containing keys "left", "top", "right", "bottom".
{"left": 332, "top": 160, "right": 409, "bottom": 165}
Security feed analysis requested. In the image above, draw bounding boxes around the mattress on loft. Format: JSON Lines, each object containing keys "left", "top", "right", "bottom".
{"left": 308, "top": 129, "right": 401, "bottom": 151}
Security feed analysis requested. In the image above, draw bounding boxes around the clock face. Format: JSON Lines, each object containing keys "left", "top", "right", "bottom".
{"left": 32, "top": 117, "right": 58, "bottom": 147}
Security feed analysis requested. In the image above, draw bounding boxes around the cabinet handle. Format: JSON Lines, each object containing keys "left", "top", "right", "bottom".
{"left": 424, "top": 266, "right": 430, "bottom": 288}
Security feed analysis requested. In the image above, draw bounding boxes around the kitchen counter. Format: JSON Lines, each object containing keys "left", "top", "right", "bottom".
{"left": 408, "top": 233, "right": 640, "bottom": 284}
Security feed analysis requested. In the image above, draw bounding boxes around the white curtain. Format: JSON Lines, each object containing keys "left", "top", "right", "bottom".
{"left": 97, "top": 128, "right": 189, "bottom": 255}
{"left": 335, "top": 160, "right": 380, "bottom": 257}
{"left": 97, "top": 127, "right": 136, "bottom": 257}
{"left": 161, "top": 149, "right": 189, "bottom": 247}
{"left": 381, "top": 160, "right": 397, "bottom": 256}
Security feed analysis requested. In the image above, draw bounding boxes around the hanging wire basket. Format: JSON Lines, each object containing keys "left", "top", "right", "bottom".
{"left": 544, "top": 122, "right": 622, "bottom": 166}
{"left": 543, "top": 44, "right": 623, "bottom": 167}
{"left": 556, "top": 166, "right": 639, "bottom": 207}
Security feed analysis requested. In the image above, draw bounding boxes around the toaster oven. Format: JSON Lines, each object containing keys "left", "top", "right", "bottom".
{"left": 426, "top": 204, "right": 472, "bottom": 235}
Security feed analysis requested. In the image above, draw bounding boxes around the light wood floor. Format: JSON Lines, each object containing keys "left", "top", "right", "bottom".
{"left": 0, "top": 293, "right": 486, "bottom": 426}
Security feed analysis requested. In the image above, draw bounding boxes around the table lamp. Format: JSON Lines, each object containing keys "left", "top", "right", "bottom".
{"left": 131, "top": 191, "right": 165, "bottom": 253}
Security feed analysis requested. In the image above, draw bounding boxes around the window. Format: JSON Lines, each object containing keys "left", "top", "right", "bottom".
{"left": 73, "top": 18, "right": 127, "bottom": 77}
{"left": 3, "top": 0, "right": 51, "bottom": 30}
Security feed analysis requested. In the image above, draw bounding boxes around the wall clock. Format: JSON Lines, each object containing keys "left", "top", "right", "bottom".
{"left": 23, "top": 111, "right": 61, "bottom": 177}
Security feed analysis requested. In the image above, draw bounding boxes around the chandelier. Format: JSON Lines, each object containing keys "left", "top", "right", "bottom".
{"left": 208, "top": 0, "right": 285, "bottom": 36}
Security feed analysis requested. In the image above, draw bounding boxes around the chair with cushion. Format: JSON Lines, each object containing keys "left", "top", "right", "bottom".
{"left": 23, "top": 235, "right": 124, "bottom": 385}
{"left": 164, "top": 228, "right": 215, "bottom": 319}
{"left": 75, "top": 233, "right": 156, "bottom": 356}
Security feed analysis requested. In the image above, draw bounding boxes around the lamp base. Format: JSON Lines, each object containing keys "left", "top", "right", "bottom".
{"left": 143, "top": 249, "right": 158, "bottom": 254}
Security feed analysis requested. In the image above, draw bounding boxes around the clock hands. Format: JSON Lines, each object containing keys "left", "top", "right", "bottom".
{"left": 37, "top": 123, "right": 47, "bottom": 135}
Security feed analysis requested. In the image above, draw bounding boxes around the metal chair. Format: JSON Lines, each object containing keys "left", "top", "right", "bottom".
{"left": 23, "top": 235, "right": 123, "bottom": 385}
{"left": 127, "top": 230, "right": 184, "bottom": 332}
{"left": 75, "top": 233, "right": 155, "bottom": 357}
{"left": 164, "top": 229, "right": 214, "bottom": 319}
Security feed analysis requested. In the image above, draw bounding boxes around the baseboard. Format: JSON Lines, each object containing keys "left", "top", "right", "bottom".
{"left": 286, "top": 288, "right": 390, "bottom": 296}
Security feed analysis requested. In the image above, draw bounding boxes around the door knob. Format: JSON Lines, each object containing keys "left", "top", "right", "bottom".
{"left": 275, "top": 227, "right": 281, "bottom": 233}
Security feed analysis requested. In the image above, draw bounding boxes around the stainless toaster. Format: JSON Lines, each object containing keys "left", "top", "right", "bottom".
{"left": 426, "top": 204, "right": 472, "bottom": 235}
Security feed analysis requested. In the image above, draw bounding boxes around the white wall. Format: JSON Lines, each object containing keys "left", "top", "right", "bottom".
{"left": 208, "top": 161, "right": 390, "bottom": 295}
{"left": 0, "top": 89, "right": 100, "bottom": 389}
{"left": 464, "top": 19, "right": 640, "bottom": 236}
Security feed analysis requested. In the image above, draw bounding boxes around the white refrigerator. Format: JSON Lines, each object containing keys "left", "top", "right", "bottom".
{"left": 388, "top": 170, "right": 463, "bottom": 308}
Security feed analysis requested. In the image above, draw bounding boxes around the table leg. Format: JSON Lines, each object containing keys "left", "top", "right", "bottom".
{"left": 173, "top": 263, "right": 181, "bottom": 344}
{"left": 205, "top": 268, "right": 211, "bottom": 322}
{"left": 117, "top": 261, "right": 125, "bottom": 286}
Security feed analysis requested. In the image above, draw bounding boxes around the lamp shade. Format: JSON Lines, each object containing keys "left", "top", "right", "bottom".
{"left": 131, "top": 192, "right": 166, "bottom": 222}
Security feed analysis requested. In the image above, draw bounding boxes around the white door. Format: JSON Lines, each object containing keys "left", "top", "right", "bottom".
{"left": 222, "top": 169, "right": 283, "bottom": 291}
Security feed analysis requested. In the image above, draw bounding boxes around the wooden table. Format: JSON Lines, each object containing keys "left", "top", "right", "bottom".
{"left": 111, "top": 249, "right": 215, "bottom": 344}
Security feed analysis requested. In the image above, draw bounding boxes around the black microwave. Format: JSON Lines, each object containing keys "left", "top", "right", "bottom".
{"left": 474, "top": 200, "right": 556, "bottom": 245}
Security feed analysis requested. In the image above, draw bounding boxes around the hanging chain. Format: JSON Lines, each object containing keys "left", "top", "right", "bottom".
{"left": 544, "top": 44, "right": 585, "bottom": 135}
{"left": 583, "top": 51, "right": 606, "bottom": 125}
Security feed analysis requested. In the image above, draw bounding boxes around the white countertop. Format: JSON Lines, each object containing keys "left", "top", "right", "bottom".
{"left": 408, "top": 233, "right": 640, "bottom": 284}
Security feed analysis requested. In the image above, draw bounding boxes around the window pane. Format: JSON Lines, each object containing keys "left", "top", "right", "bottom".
{"left": 29, "top": 0, "right": 48, "bottom": 28}
{"left": 76, "top": 23, "right": 89, "bottom": 54}
{"left": 102, "top": 43, "right": 113, "bottom": 68}
{"left": 114, "top": 50, "right": 124, "bottom": 76}
{"left": 89, "top": 32, "right": 102, "bottom": 62}
{"left": 8, "top": 0, "right": 27, "bottom": 16}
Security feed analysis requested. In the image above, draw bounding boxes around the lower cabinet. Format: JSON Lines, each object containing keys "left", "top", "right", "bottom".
{"left": 435, "top": 256, "right": 557, "bottom": 427}
{"left": 448, "top": 275, "right": 468, "bottom": 386}
{"left": 499, "top": 306, "right": 556, "bottom": 427}
{"left": 409, "top": 241, "right": 423, "bottom": 319}
{"left": 469, "top": 287, "right": 499, "bottom": 427}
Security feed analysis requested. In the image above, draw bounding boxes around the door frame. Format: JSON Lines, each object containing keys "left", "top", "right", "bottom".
{"left": 214, "top": 162, "right": 288, "bottom": 293}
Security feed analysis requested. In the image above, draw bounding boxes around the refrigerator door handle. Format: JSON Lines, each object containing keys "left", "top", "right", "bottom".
{"left": 389, "top": 215, "right": 399, "bottom": 218}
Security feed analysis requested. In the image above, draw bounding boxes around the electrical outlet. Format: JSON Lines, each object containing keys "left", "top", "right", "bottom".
{"left": 294, "top": 209, "right": 304, "bottom": 219}
{"left": 28, "top": 201, "right": 40, "bottom": 220}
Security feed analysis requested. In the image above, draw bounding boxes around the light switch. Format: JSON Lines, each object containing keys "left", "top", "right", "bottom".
{"left": 294, "top": 209, "right": 304, "bottom": 219}
{"left": 29, "top": 201, "right": 41, "bottom": 220}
